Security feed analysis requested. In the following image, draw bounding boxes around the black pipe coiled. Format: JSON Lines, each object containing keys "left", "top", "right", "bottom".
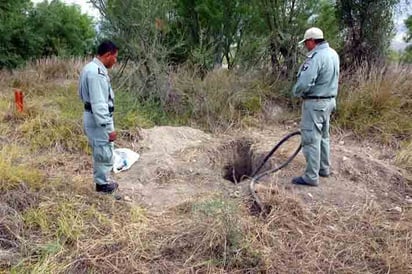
{"left": 249, "top": 131, "right": 302, "bottom": 211}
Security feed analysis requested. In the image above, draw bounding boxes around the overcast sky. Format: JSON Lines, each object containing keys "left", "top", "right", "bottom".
{"left": 31, "top": 0, "right": 411, "bottom": 50}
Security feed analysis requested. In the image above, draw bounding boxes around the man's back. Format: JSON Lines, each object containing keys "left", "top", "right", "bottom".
{"left": 314, "top": 44, "right": 339, "bottom": 96}
{"left": 293, "top": 42, "right": 340, "bottom": 98}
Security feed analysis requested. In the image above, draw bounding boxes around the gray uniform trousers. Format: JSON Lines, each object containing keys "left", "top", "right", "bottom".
{"left": 301, "top": 98, "right": 336, "bottom": 184}
{"left": 84, "top": 111, "right": 114, "bottom": 185}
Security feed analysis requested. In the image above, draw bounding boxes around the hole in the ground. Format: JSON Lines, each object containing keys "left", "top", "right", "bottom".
{"left": 222, "top": 139, "right": 254, "bottom": 184}
{"left": 221, "top": 138, "right": 278, "bottom": 184}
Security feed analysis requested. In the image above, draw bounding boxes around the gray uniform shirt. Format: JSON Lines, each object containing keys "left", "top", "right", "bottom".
{"left": 293, "top": 42, "right": 340, "bottom": 98}
{"left": 79, "top": 57, "right": 115, "bottom": 132}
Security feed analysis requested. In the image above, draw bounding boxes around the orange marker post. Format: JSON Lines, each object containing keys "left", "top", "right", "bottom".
{"left": 14, "top": 88, "right": 24, "bottom": 112}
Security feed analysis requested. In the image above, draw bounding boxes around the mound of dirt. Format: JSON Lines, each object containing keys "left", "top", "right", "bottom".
{"left": 116, "top": 126, "right": 412, "bottom": 214}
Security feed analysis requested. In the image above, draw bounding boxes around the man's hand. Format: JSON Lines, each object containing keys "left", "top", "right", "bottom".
{"left": 109, "top": 131, "right": 117, "bottom": 142}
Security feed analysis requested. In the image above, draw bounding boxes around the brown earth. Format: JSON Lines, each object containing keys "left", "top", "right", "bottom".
{"left": 114, "top": 126, "right": 412, "bottom": 214}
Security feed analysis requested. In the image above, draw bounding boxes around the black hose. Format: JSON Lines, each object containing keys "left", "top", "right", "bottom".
{"left": 249, "top": 130, "right": 302, "bottom": 212}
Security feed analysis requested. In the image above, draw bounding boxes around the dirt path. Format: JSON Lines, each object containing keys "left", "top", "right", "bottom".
{"left": 115, "top": 126, "right": 412, "bottom": 214}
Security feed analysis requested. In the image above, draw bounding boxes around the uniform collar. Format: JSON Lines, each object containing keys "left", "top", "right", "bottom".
{"left": 307, "top": 42, "right": 329, "bottom": 57}
{"left": 93, "top": 57, "right": 108, "bottom": 74}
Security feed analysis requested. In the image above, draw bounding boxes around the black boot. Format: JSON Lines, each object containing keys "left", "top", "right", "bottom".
{"left": 291, "top": 176, "right": 318, "bottom": 186}
{"left": 96, "top": 182, "right": 119, "bottom": 193}
{"left": 319, "top": 169, "right": 331, "bottom": 177}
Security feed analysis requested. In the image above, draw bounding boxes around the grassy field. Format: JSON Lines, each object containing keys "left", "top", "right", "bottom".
{"left": 0, "top": 58, "right": 411, "bottom": 273}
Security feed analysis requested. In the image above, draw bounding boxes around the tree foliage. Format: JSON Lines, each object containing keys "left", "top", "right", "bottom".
{"left": 92, "top": 0, "right": 251, "bottom": 71}
{"left": 336, "top": 0, "right": 400, "bottom": 67}
{"left": 92, "top": 0, "right": 349, "bottom": 77}
{"left": 402, "top": 15, "right": 412, "bottom": 63}
{"left": 171, "top": 0, "right": 249, "bottom": 69}
{"left": 311, "top": 0, "right": 341, "bottom": 51}
{"left": 90, "top": 0, "right": 176, "bottom": 101}
{"left": 0, "top": 0, "right": 36, "bottom": 68}
{"left": 405, "top": 15, "right": 412, "bottom": 42}
{"left": 30, "top": 0, "right": 96, "bottom": 57}
{"left": 251, "top": 0, "right": 320, "bottom": 76}
{"left": 1, "top": 0, "right": 403, "bottom": 71}
{"left": 0, "top": 0, "right": 95, "bottom": 69}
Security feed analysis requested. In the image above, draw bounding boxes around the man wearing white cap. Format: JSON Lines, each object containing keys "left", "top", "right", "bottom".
{"left": 291, "top": 27, "right": 340, "bottom": 186}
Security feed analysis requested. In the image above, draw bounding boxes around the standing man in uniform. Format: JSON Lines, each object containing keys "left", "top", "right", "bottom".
{"left": 291, "top": 27, "right": 340, "bottom": 186}
{"left": 79, "top": 41, "right": 119, "bottom": 193}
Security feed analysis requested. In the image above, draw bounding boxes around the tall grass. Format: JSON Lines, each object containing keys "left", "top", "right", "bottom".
{"left": 161, "top": 67, "right": 294, "bottom": 131}
{"left": 115, "top": 61, "right": 412, "bottom": 144}
{"left": 335, "top": 64, "right": 412, "bottom": 145}
{"left": 102, "top": 59, "right": 412, "bottom": 167}
{"left": 396, "top": 141, "right": 412, "bottom": 172}
{"left": 0, "top": 57, "right": 411, "bottom": 163}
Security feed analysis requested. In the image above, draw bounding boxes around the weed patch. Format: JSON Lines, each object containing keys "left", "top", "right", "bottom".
{"left": 157, "top": 197, "right": 262, "bottom": 269}
{"left": 335, "top": 65, "right": 412, "bottom": 145}
{"left": 25, "top": 202, "right": 84, "bottom": 243}
{"left": 0, "top": 145, "right": 44, "bottom": 191}
{"left": 114, "top": 91, "right": 175, "bottom": 129}
{"left": 396, "top": 141, "right": 412, "bottom": 172}
{"left": 19, "top": 116, "right": 87, "bottom": 152}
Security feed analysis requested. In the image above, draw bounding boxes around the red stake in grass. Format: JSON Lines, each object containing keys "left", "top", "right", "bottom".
{"left": 14, "top": 89, "right": 24, "bottom": 112}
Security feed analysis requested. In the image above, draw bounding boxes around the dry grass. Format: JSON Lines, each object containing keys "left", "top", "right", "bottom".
{"left": 6, "top": 186, "right": 412, "bottom": 273}
{"left": 0, "top": 145, "right": 45, "bottom": 192}
{"left": 0, "top": 57, "right": 86, "bottom": 86}
{"left": 335, "top": 64, "right": 412, "bottom": 146}
{"left": 0, "top": 59, "right": 411, "bottom": 273}
{"left": 252, "top": 187, "right": 412, "bottom": 273}
{"left": 396, "top": 141, "right": 412, "bottom": 173}
{"left": 135, "top": 66, "right": 293, "bottom": 132}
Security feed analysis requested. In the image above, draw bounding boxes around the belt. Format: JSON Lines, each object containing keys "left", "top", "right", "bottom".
{"left": 84, "top": 102, "right": 114, "bottom": 113}
{"left": 302, "top": 96, "right": 335, "bottom": 100}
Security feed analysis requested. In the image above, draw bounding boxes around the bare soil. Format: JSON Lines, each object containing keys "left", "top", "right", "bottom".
{"left": 115, "top": 126, "right": 412, "bottom": 214}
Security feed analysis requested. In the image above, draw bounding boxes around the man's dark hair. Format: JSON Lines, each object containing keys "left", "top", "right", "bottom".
{"left": 97, "top": 40, "right": 118, "bottom": 56}
{"left": 314, "top": 38, "right": 325, "bottom": 44}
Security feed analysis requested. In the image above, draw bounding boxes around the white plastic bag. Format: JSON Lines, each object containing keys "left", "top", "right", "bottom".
{"left": 112, "top": 148, "right": 140, "bottom": 173}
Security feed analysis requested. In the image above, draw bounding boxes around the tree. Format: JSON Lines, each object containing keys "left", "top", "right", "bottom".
{"left": 91, "top": 0, "right": 175, "bottom": 100}
{"left": 0, "top": 0, "right": 96, "bottom": 69}
{"left": 91, "top": 0, "right": 171, "bottom": 62}
{"left": 245, "top": 0, "right": 328, "bottom": 77}
{"left": 336, "top": 0, "right": 400, "bottom": 68}
{"left": 30, "top": 0, "right": 96, "bottom": 57}
{"left": 92, "top": 0, "right": 254, "bottom": 71}
{"left": 405, "top": 14, "right": 412, "bottom": 42}
{"left": 401, "top": 15, "right": 412, "bottom": 63}
{"left": 0, "top": 0, "right": 38, "bottom": 68}
{"left": 171, "top": 0, "right": 249, "bottom": 69}
{"left": 311, "top": 0, "right": 341, "bottom": 51}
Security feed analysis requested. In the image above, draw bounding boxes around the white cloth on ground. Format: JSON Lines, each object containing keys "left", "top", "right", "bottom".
{"left": 112, "top": 148, "right": 140, "bottom": 173}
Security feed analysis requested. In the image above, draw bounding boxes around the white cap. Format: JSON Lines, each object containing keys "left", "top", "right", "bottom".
{"left": 299, "top": 27, "right": 324, "bottom": 44}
